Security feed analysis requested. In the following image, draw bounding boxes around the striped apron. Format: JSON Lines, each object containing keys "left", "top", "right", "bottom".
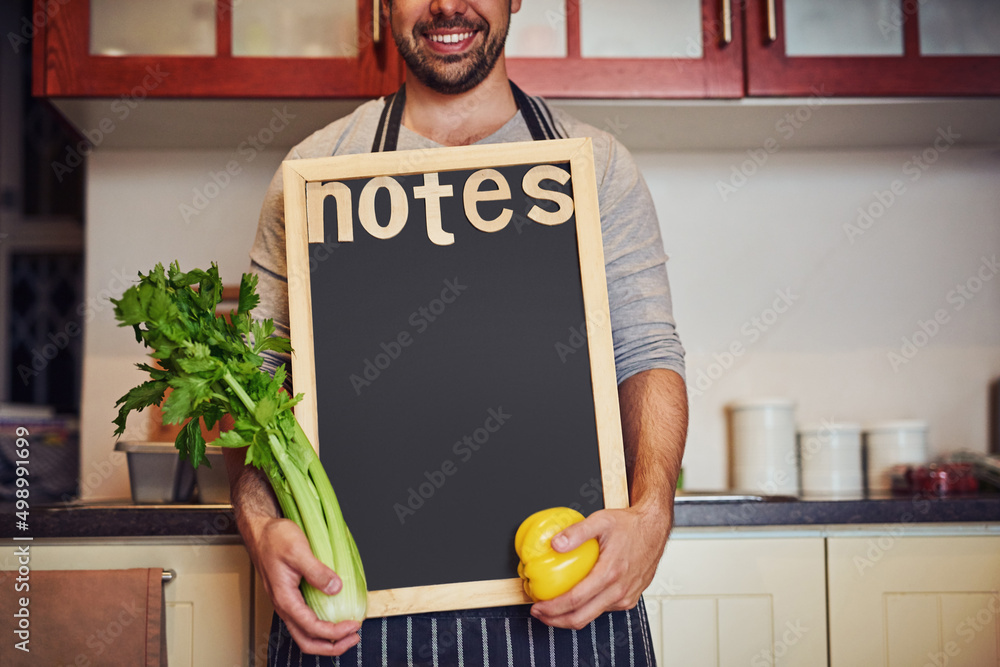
{"left": 269, "top": 81, "right": 658, "bottom": 667}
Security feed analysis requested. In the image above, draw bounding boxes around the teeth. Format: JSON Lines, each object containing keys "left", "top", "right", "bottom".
{"left": 429, "top": 32, "right": 473, "bottom": 44}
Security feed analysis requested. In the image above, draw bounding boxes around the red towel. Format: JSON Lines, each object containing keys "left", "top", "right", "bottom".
{"left": 0, "top": 567, "right": 165, "bottom": 666}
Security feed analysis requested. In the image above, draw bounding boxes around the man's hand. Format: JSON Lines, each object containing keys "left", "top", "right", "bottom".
{"left": 531, "top": 369, "right": 687, "bottom": 629}
{"left": 528, "top": 504, "right": 671, "bottom": 629}
{"left": 223, "top": 440, "right": 361, "bottom": 657}
{"left": 247, "top": 516, "right": 361, "bottom": 656}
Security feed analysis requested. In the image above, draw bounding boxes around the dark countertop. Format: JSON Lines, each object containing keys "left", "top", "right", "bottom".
{"left": 2, "top": 493, "right": 999, "bottom": 539}
{"left": 0, "top": 502, "right": 240, "bottom": 539}
{"left": 673, "top": 492, "right": 1000, "bottom": 528}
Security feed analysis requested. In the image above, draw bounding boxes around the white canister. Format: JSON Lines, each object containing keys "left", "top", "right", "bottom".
{"left": 797, "top": 422, "right": 863, "bottom": 498}
{"left": 864, "top": 420, "right": 929, "bottom": 493}
{"left": 730, "top": 398, "right": 798, "bottom": 495}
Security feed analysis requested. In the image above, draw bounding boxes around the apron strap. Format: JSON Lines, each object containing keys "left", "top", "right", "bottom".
{"left": 509, "top": 81, "right": 555, "bottom": 141}
{"left": 371, "top": 85, "right": 407, "bottom": 153}
{"left": 371, "top": 80, "right": 556, "bottom": 153}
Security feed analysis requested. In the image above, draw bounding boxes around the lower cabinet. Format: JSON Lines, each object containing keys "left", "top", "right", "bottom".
{"left": 644, "top": 531, "right": 1000, "bottom": 667}
{"left": 9, "top": 529, "right": 997, "bottom": 665}
{"left": 643, "top": 536, "right": 828, "bottom": 666}
{"left": 827, "top": 535, "right": 1000, "bottom": 667}
{"left": 254, "top": 568, "right": 276, "bottom": 663}
{"left": 3, "top": 540, "right": 252, "bottom": 667}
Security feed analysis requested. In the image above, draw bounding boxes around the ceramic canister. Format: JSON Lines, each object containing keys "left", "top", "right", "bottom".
{"left": 864, "top": 420, "right": 929, "bottom": 493}
{"left": 730, "top": 398, "right": 798, "bottom": 495}
{"left": 798, "top": 422, "right": 863, "bottom": 498}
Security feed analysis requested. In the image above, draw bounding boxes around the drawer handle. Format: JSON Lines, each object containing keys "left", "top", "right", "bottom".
{"left": 722, "top": 0, "right": 733, "bottom": 45}
{"left": 766, "top": 0, "right": 778, "bottom": 42}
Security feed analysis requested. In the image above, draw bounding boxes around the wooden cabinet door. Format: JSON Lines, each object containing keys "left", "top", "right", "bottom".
{"left": 3, "top": 541, "right": 253, "bottom": 667}
{"left": 827, "top": 535, "right": 1000, "bottom": 667}
{"left": 506, "top": 0, "right": 744, "bottom": 98}
{"left": 643, "top": 536, "right": 828, "bottom": 666}
{"left": 33, "top": 0, "right": 404, "bottom": 98}
{"left": 744, "top": 0, "right": 1000, "bottom": 96}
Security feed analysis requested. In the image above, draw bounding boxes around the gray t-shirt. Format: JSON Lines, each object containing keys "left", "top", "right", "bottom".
{"left": 250, "top": 95, "right": 685, "bottom": 384}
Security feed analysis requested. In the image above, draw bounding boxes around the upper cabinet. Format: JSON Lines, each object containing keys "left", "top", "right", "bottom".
{"left": 33, "top": 0, "right": 404, "bottom": 97}
{"left": 744, "top": 0, "right": 1000, "bottom": 96}
{"left": 505, "top": 0, "right": 745, "bottom": 98}
{"left": 506, "top": 0, "right": 999, "bottom": 98}
{"left": 32, "top": 0, "right": 1000, "bottom": 99}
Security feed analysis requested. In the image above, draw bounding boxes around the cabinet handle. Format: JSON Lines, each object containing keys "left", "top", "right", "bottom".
{"left": 373, "top": 0, "right": 382, "bottom": 44}
{"left": 722, "top": 0, "right": 733, "bottom": 45}
{"left": 766, "top": 0, "right": 778, "bottom": 42}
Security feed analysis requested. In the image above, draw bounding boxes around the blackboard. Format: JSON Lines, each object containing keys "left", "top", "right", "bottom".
{"left": 282, "top": 139, "right": 627, "bottom": 617}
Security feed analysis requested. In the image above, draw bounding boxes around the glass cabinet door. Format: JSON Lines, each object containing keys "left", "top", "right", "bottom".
{"left": 919, "top": 0, "right": 1000, "bottom": 56}
{"left": 91, "top": 0, "right": 216, "bottom": 56}
{"left": 578, "top": 0, "right": 704, "bottom": 59}
{"left": 40, "top": 0, "right": 402, "bottom": 98}
{"left": 503, "top": 0, "right": 566, "bottom": 58}
{"left": 232, "top": 0, "right": 359, "bottom": 58}
{"left": 781, "top": 0, "right": 1000, "bottom": 58}
{"left": 782, "top": 0, "right": 902, "bottom": 56}
{"left": 745, "top": 0, "right": 1000, "bottom": 96}
{"left": 506, "top": 0, "right": 744, "bottom": 98}
{"left": 90, "top": 0, "right": 367, "bottom": 59}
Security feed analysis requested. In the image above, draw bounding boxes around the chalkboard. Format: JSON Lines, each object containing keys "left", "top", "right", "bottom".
{"left": 282, "top": 139, "right": 627, "bottom": 617}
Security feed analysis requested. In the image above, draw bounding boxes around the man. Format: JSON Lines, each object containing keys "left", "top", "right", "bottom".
{"left": 225, "top": 0, "right": 688, "bottom": 663}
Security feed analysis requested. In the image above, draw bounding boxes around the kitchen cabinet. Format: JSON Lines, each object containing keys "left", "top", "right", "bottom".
{"left": 643, "top": 536, "right": 828, "bottom": 666}
{"left": 34, "top": 0, "right": 741, "bottom": 100}
{"left": 505, "top": 0, "right": 745, "bottom": 98}
{"left": 1, "top": 540, "right": 252, "bottom": 666}
{"left": 31, "top": 0, "right": 1000, "bottom": 100}
{"left": 827, "top": 535, "right": 1000, "bottom": 667}
{"left": 744, "top": 0, "right": 1000, "bottom": 96}
{"left": 508, "top": 0, "right": 1000, "bottom": 98}
{"left": 32, "top": 0, "right": 403, "bottom": 98}
{"left": 253, "top": 568, "right": 275, "bottom": 664}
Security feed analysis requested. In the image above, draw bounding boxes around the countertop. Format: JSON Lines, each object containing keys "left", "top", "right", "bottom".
{"left": 2, "top": 493, "right": 998, "bottom": 539}
{"left": 672, "top": 492, "right": 1000, "bottom": 529}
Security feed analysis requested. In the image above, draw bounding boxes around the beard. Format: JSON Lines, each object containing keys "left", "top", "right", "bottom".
{"left": 391, "top": 13, "right": 510, "bottom": 95}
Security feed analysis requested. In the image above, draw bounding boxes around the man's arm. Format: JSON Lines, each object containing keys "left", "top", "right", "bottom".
{"left": 528, "top": 367, "right": 688, "bottom": 630}
{"left": 223, "top": 442, "right": 362, "bottom": 656}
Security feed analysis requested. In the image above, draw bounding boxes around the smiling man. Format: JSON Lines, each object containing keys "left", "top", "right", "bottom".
{"left": 391, "top": 0, "right": 507, "bottom": 95}
{"left": 225, "top": 0, "right": 688, "bottom": 664}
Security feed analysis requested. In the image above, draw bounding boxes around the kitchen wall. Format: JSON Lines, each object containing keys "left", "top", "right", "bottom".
{"left": 82, "top": 149, "right": 277, "bottom": 500}
{"left": 78, "top": 108, "right": 1000, "bottom": 499}
{"left": 638, "top": 147, "right": 1000, "bottom": 489}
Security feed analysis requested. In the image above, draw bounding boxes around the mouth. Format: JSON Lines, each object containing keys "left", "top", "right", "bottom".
{"left": 422, "top": 28, "right": 480, "bottom": 54}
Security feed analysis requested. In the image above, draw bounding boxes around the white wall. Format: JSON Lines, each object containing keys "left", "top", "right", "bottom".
{"left": 81, "top": 148, "right": 285, "bottom": 500}
{"left": 640, "top": 147, "right": 1000, "bottom": 489}
{"left": 78, "top": 142, "right": 1000, "bottom": 499}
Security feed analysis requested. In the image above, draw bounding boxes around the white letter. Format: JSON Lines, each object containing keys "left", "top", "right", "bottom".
{"left": 359, "top": 176, "right": 408, "bottom": 240}
{"left": 464, "top": 169, "right": 512, "bottom": 233}
{"left": 523, "top": 165, "right": 574, "bottom": 226}
{"left": 307, "top": 181, "right": 354, "bottom": 242}
{"left": 413, "top": 172, "right": 455, "bottom": 246}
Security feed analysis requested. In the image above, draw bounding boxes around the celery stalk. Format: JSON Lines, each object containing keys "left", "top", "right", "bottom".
{"left": 112, "top": 262, "right": 367, "bottom": 623}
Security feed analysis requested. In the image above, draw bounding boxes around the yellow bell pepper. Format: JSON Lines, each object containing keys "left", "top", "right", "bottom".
{"left": 514, "top": 507, "right": 599, "bottom": 601}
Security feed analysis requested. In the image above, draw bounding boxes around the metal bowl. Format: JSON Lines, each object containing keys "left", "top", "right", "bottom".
{"left": 114, "top": 441, "right": 195, "bottom": 503}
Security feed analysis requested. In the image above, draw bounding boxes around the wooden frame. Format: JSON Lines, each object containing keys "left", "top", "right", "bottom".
{"left": 283, "top": 138, "right": 628, "bottom": 617}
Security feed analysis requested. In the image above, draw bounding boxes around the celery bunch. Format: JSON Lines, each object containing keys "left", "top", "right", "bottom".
{"left": 112, "top": 262, "right": 366, "bottom": 622}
